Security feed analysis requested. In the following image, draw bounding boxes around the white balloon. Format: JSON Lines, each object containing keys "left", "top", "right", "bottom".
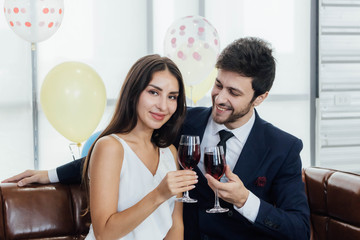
{"left": 164, "top": 16, "right": 220, "bottom": 86}
{"left": 4, "top": 0, "right": 64, "bottom": 43}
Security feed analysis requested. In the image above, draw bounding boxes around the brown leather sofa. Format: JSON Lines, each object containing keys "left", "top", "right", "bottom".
{"left": 1, "top": 167, "right": 360, "bottom": 239}
{"left": 303, "top": 167, "right": 360, "bottom": 240}
{"left": 0, "top": 183, "right": 90, "bottom": 240}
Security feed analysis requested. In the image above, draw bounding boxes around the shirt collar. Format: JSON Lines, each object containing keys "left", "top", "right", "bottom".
{"left": 209, "top": 109, "right": 256, "bottom": 145}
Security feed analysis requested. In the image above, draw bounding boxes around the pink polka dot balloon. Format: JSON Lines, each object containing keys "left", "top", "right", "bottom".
{"left": 164, "top": 16, "right": 220, "bottom": 86}
{"left": 4, "top": 0, "right": 64, "bottom": 43}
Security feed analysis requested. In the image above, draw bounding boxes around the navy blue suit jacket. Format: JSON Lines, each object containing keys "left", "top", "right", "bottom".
{"left": 56, "top": 107, "right": 310, "bottom": 239}
{"left": 178, "top": 107, "right": 310, "bottom": 240}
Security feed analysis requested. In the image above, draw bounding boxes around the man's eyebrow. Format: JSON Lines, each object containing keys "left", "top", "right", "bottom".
{"left": 228, "top": 87, "right": 243, "bottom": 95}
{"left": 215, "top": 79, "right": 243, "bottom": 94}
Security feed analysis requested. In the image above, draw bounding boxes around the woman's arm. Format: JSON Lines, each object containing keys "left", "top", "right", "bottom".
{"left": 164, "top": 201, "right": 184, "bottom": 240}
{"left": 90, "top": 138, "right": 197, "bottom": 240}
{"left": 164, "top": 144, "right": 188, "bottom": 240}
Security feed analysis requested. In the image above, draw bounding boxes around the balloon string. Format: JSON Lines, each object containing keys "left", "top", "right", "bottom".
{"left": 69, "top": 143, "right": 81, "bottom": 161}
{"left": 190, "top": 85, "right": 193, "bottom": 107}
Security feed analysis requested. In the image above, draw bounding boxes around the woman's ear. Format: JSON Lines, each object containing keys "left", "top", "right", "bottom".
{"left": 253, "top": 92, "right": 268, "bottom": 106}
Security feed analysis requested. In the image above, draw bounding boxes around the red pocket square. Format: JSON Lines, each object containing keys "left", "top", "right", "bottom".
{"left": 255, "top": 176, "right": 266, "bottom": 187}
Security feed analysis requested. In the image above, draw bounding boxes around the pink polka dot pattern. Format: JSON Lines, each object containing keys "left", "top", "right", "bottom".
{"left": 193, "top": 52, "right": 201, "bottom": 61}
{"left": 165, "top": 16, "right": 220, "bottom": 62}
{"left": 164, "top": 15, "right": 220, "bottom": 87}
{"left": 177, "top": 51, "right": 184, "bottom": 60}
{"left": 4, "top": 0, "right": 64, "bottom": 42}
{"left": 171, "top": 37, "right": 177, "bottom": 48}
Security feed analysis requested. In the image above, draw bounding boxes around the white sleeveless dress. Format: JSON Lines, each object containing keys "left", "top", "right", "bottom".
{"left": 85, "top": 134, "right": 177, "bottom": 240}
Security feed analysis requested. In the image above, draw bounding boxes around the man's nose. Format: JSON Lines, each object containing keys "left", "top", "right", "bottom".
{"left": 215, "top": 89, "right": 228, "bottom": 103}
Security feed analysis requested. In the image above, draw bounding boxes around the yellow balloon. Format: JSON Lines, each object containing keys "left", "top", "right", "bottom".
{"left": 185, "top": 68, "right": 217, "bottom": 104}
{"left": 40, "top": 62, "right": 106, "bottom": 144}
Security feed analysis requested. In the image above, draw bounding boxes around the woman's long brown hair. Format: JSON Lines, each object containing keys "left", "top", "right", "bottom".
{"left": 82, "top": 54, "right": 186, "bottom": 214}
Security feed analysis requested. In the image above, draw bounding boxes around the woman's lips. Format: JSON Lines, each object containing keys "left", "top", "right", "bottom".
{"left": 151, "top": 112, "right": 165, "bottom": 121}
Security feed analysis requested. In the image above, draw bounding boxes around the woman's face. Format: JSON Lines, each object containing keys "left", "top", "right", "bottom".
{"left": 137, "top": 70, "right": 179, "bottom": 130}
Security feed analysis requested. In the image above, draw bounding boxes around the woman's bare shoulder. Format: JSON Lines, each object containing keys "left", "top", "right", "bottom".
{"left": 91, "top": 135, "right": 124, "bottom": 163}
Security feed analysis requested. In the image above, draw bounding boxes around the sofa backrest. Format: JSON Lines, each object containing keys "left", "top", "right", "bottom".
{"left": 0, "top": 183, "right": 90, "bottom": 240}
{"left": 304, "top": 167, "right": 360, "bottom": 240}
{"left": 1, "top": 167, "right": 360, "bottom": 240}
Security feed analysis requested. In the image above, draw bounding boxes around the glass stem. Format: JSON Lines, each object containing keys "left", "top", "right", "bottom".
{"left": 184, "top": 190, "right": 190, "bottom": 199}
{"left": 214, "top": 189, "right": 220, "bottom": 208}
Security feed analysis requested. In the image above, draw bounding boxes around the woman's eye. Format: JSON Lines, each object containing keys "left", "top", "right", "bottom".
{"left": 169, "top": 95, "right": 178, "bottom": 100}
{"left": 149, "top": 90, "right": 158, "bottom": 95}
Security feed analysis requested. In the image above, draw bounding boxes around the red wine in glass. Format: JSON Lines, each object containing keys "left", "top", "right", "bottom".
{"left": 204, "top": 145, "right": 229, "bottom": 213}
{"left": 204, "top": 152, "right": 225, "bottom": 180}
{"left": 176, "top": 135, "right": 200, "bottom": 203}
{"left": 178, "top": 144, "right": 201, "bottom": 170}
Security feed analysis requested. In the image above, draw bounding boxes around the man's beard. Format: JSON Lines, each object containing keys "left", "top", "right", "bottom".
{"left": 212, "top": 101, "right": 253, "bottom": 125}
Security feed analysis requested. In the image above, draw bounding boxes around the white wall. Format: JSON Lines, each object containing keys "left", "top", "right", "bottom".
{"left": 0, "top": 0, "right": 311, "bottom": 179}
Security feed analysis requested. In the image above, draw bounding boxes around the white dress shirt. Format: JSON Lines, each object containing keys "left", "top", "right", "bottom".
{"left": 199, "top": 109, "right": 260, "bottom": 223}
{"left": 48, "top": 168, "right": 59, "bottom": 183}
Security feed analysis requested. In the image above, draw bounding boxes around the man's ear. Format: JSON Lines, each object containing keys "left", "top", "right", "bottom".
{"left": 253, "top": 92, "right": 268, "bottom": 106}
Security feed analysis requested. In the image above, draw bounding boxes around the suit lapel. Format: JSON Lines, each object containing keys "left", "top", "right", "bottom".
{"left": 181, "top": 107, "right": 212, "bottom": 143}
{"left": 232, "top": 110, "right": 270, "bottom": 186}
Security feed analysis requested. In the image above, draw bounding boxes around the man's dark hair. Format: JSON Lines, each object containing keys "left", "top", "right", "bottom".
{"left": 216, "top": 37, "right": 276, "bottom": 101}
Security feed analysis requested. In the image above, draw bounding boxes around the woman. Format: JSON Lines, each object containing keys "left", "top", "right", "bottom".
{"left": 83, "top": 54, "right": 198, "bottom": 239}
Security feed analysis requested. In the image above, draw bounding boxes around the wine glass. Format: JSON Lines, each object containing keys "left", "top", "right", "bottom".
{"left": 176, "top": 135, "right": 201, "bottom": 203}
{"left": 204, "top": 145, "right": 229, "bottom": 213}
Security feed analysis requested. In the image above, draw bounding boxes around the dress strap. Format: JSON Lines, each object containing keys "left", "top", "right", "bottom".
{"left": 110, "top": 133, "right": 122, "bottom": 142}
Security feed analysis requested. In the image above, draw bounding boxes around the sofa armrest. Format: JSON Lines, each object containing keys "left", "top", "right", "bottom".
{"left": 304, "top": 167, "right": 360, "bottom": 240}
{"left": 0, "top": 183, "right": 90, "bottom": 239}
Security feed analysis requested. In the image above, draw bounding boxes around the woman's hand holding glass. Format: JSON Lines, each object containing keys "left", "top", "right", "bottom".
{"left": 155, "top": 170, "right": 198, "bottom": 202}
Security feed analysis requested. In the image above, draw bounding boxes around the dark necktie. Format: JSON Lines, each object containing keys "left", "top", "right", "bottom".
{"left": 217, "top": 130, "right": 234, "bottom": 155}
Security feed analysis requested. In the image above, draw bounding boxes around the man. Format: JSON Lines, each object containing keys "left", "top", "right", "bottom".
{"left": 3, "top": 37, "right": 310, "bottom": 239}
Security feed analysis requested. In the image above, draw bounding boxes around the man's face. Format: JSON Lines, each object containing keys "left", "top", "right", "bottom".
{"left": 211, "top": 69, "right": 266, "bottom": 129}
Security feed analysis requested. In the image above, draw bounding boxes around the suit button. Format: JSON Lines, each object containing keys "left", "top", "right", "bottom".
{"left": 227, "top": 210, "right": 233, "bottom": 217}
